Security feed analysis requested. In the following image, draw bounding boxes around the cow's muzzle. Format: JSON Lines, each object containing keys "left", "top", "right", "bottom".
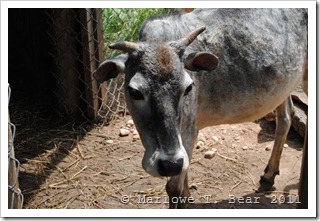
{"left": 158, "top": 158, "right": 184, "bottom": 176}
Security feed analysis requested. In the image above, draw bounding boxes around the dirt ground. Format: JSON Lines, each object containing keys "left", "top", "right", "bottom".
{"left": 15, "top": 111, "right": 304, "bottom": 210}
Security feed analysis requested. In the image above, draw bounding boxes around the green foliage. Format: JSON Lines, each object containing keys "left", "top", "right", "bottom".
{"left": 102, "top": 8, "right": 171, "bottom": 57}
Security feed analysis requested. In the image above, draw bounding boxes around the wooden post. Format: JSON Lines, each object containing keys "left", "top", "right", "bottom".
{"left": 298, "top": 121, "right": 308, "bottom": 208}
{"left": 94, "top": 9, "right": 108, "bottom": 109}
{"left": 80, "top": 9, "right": 101, "bottom": 119}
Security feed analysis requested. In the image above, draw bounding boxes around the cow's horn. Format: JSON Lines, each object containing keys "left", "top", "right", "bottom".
{"left": 177, "top": 26, "right": 206, "bottom": 48}
{"left": 109, "top": 41, "right": 139, "bottom": 53}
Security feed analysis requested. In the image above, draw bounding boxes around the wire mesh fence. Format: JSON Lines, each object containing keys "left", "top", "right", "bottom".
{"left": 8, "top": 85, "right": 24, "bottom": 209}
{"left": 100, "top": 9, "right": 172, "bottom": 122}
{"left": 46, "top": 8, "right": 171, "bottom": 123}
{"left": 46, "top": 8, "right": 104, "bottom": 121}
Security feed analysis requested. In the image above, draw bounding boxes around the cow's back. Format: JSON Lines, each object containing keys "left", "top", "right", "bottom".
{"left": 140, "top": 9, "right": 308, "bottom": 128}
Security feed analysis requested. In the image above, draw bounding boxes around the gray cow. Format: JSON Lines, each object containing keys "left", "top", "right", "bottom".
{"left": 95, "top": 9, "right": 308, "bottom": 209}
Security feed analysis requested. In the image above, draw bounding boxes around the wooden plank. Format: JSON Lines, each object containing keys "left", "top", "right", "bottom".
{"left": 94, "top": 9, "right": 108, "bottom": 109}
{"left": 80, "top": 9, "right": 99, "bottom": 119}
{"left": 54, "top": 9, "right": 80, "bottom": 115}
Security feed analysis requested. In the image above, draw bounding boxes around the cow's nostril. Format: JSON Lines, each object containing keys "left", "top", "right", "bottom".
{"left": 158, "top": 158, "right": 183, "bottom": 176}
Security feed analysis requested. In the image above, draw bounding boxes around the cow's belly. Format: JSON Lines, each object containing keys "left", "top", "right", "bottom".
{"left": 196, "top": 76, "right": 301, "bottom": 130}
{"left": 197, "top": 100, "right": 278, "bottom": 129}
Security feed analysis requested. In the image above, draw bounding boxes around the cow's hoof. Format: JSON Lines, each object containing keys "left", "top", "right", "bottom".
{"left": 177, "top": 203, "right": 189, "bottom": 209}
{"left": 257, "top": 176, "right": 275, "bottom": 193}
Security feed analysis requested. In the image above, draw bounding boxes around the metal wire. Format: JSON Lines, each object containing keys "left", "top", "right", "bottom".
{"left": 45, "top": 9, "right": 171, "bottom": 123}
{"left": 8, "top": 85, "right": 24, "bottom": 209}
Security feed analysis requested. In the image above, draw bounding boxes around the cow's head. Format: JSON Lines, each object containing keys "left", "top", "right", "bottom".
{"left": 95, "top": 27, "right": 219, "bottom": 177}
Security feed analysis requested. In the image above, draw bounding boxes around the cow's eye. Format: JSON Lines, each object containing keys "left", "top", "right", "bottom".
{"left": 184, "top": 83, "right": 193, "bottom": 96}
{"left": 128, "top": 86, "right": 144, "bottom": 100}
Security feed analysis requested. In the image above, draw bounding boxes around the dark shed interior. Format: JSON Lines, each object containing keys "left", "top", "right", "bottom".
{"left": 9, "top": 8, "right": 54, "bottom": 96}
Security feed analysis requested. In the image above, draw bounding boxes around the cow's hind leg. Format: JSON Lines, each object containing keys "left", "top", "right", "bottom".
{"left": 259, "top": 96, "right": 295, "bottom": 191}
{"left": 166, "top": 171, "right": 190, "bottom": 209}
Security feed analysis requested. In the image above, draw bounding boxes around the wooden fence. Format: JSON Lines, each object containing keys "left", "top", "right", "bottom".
{"left": 48, "top": 8, "right": 107, "bottom": 120}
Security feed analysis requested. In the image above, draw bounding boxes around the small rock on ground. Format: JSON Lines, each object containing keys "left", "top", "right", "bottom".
{"left": 196, "top": 141, "right": 205, "bottom": 149}
{"left": 132, "top": 134, "right": 140, "bottom": 142}
{"left": 242, "top": 146, "right": 248, "bottom": 150}
{"left": 204, "top": 148, "right": 217, "bottom": 159}
{"left": 265, "top": 144, "right": 272, "bottom": 151}
{"left": 119, "top": 128, "right": 130, "bottom": 137}
{"left": 212, "top": 136, "right": 219, "bottom": 142}
{"left": 126, "top": 119, "right": 134, "bottom": 127}
{"left": 105, "top": 140, "right": 114, "bottom": 144}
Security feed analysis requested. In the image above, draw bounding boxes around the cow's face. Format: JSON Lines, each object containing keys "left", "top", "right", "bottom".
{"left": 124, "top": 43, "right": 194, "bottom": 177}
{"left": 95, "top": 27, "right": 219, "bottom": 177}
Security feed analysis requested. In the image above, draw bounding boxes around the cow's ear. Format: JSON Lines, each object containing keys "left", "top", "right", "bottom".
{"left": 184, "top": 52, "right": 219, "bottom": 71}
{"left": 94, "top": 54, "right": 127, "bottom": 83}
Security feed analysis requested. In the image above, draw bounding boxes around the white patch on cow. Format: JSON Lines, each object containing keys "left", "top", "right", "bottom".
{"left": 128, "top": 72, "right": 149, "bottom": 103}
{"left": 182, "top": 71, "right": 193, "bottom": 93}
{"left": 177, "top": 135, "right": 190, "bottom": 173}
{"left": 142, "top": 148, "right": 161, "bottom": 177}
{"left": 141, "top": 133, "right": 190, "bottom": 177}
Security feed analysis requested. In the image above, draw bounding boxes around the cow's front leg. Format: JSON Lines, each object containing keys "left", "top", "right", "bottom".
{"left": 166, "top": 171, "right": 190, "bottom": 209}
